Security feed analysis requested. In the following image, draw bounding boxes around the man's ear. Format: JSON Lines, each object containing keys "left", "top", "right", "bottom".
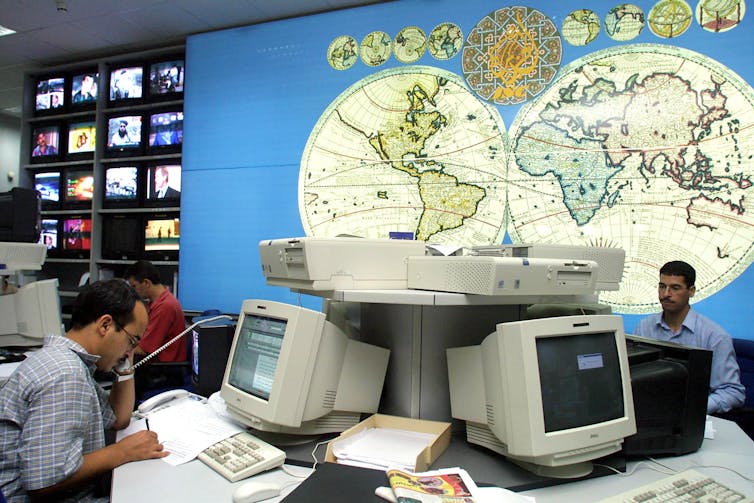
{"left": 689, "top": 285, "right": 696, "bottom": 298}
{"left": 96, "top": 314, "right": 113, "bottom": 336}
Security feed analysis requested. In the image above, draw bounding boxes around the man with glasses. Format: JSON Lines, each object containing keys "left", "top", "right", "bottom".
{"left": 635, "top": 260, "right": 745, "bottom": 414}
{"left": 0, "top": 279, "right": 168, "bottom": 502}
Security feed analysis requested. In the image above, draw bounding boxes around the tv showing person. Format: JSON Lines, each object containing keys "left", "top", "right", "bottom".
{"left": 154, "top": 166, "right": 180, "bottom": 199}
{"left": 72, "top": 73, "right": 98, "bottom": 103}
{"left": 108, "top": 118, "right": 141, "bottom": 147}
{"left": 31, "top": 131, "right": 58, "bottom": 157}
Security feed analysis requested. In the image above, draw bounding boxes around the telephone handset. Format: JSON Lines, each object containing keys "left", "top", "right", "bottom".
{"left": 137, "top": 389, "right": 196, "bottom": 414}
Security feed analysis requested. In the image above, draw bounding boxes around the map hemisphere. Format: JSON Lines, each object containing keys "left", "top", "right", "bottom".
{"left": 507, "top": 43, "right": 754, "bottom": 314}
{"left": 299, "top": 66, "right": 507, "bottom": 246}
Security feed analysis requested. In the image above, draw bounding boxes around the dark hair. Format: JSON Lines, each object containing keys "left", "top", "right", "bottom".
{"left": 660, "top": 260, "right": 696, "bottom": 288}
{"left": 70, "top": 279, "right": 143, "bottom": 330}
{"left": 124, "top": 259, "right": 162, "bottom": 285}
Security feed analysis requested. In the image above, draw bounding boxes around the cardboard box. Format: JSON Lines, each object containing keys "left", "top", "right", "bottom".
{"left": 324, "top": 413, "right": 451, "bottom": 472}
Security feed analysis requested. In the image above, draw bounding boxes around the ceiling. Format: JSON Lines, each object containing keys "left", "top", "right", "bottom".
{"left": 0, "top": 0, "right": 388, "bottom": 118}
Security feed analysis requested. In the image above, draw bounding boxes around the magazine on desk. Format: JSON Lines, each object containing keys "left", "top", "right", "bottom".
{"left": 386, "top": 466, "right": 480, "bottom": 502}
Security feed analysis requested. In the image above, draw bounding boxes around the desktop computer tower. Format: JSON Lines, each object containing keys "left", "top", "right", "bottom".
{"left": 191, "top": 320, "right": 236, "bottom": 397}
{"left": 0, "top": 188, "right": 40, "bottom": 243}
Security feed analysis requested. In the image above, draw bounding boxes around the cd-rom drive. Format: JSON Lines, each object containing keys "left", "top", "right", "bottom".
{"left": 406, "top": 256, "right": 598, "bottom": 296}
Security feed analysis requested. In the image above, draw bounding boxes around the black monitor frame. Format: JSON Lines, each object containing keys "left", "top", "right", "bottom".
{"left": 104, "top": 112, "right": 145, "bottom": 158}
{"left": 34, "top": 74, "right": 67, "bottom": 116}
{"left": 143, "top": 211, "right": 180, "bottom": 262}
{"left": 59, "top": 214, "right": 92, "bottom": 259}
{"left": 142, "top": 162, "right": 181, "bottom": 208}
{"left": 147, "top": 55, "right": 185, "bottom": 101}
{"left": 69, "top": 68, "right": 99, "bottom": 111}
{"left": 107, "top": 61, "right": 146, "bottom": 106}
{"left": 102, "top": 163, "right": 142, "bottom": 209}
{"left": 101, "top": 213, "right": 144, "bottom": 260}
{"left": 65, "top": 117, "right": 97, "bottom": 161}
{"left": 61, "top": 166, "right": 95, "bottom": 210}
{"left": 30, "top": 122, "right": 64, "bottom": 164}
{"left": 146, "top": 107, "right": 183, "bottom": 155}
{"left": 33, "top": 169, "right": 62, "bottom": 210}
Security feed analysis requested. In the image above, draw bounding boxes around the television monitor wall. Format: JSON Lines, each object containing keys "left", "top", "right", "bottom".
{"left": 30, "top": 126, "right": 61, "bottom": 160}
{"left": 109, "top": 66, "right": 143, "bottom": 101}
{"left": 104, "top": 166, "right": 139, "bottom": 204}
{"left": 106, "top": 115, "right": 142, "bottom": 151}
{"left": 62, "top": 217, "right": 92, "bottom": 251}
{"left": 38, "top": 218, "right": 59, "bottom": 252}
{"left": 67, "top": 121, "right": 96, "bottom": 155}
{"left": 144, "top": 216, "right": 180, "bottom": 252}
{"left": 149, "top": 60, "right": 184, "bottom": 95}
{"left": 34, "top": 171, "right": 60, "bottom": 206}
{"left": 35, "top": 77, "right": 65, "bottom": 112}
{"left": 64, "top": 169, "right": 94, "bottom": 203}
{"left": 146, "top": 164, "right": 181, "bottom": 202}
{"left": 148, "top": 111, "right": 183, "bottom": 147}
{"left": 71, "top": 72, "right": 98, "bottom": 104}
{"left": 101, "top": 214, "right": 143, "bottom": 260}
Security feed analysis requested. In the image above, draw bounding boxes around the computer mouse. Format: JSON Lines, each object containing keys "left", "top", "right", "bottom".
{"left": 231, "top": 480, "right": 281, "bottom": 503}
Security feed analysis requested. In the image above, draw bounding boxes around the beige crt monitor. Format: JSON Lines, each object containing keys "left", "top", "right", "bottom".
{"left": 447, "top": 315, "right": 636, "bottom": 478}
{"left": 0, "top": 279, "right": 63, "bottom": 346}
{"left": 220, "top": 299, "right": 390, "bottom": 438}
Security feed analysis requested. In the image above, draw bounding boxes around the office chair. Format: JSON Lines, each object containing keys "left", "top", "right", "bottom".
{"left": 716, "top": 338, "right": 754, "bottom": 440}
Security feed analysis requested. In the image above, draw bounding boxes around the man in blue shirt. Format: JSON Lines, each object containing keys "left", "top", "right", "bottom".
{"left": 635, "top": 260, "right": 745, "bottom": 414}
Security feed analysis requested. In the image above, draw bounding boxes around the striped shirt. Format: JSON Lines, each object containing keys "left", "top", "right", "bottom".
{"left": 0, "top": 335, "right": 115, "bottom": 502}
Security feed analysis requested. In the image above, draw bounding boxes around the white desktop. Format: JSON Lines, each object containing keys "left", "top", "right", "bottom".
{"left": 258, "top": 237, "right": 426, "bottom": 291}
{"left": 0, "top": 278, "right": 63, "bottom": 347}
{"left": 220, "top": 299, "right": 390, "bottom": 437}
{"left": 447, "top": 315, "right": 636, "bottom": 478}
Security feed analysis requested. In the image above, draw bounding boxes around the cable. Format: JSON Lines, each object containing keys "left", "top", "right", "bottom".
{"left": 129, "top": 314, "right": 233, "bottom": 372}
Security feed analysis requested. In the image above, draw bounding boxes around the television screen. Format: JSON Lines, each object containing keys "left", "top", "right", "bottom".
{"left": 71, "top": 72, "right": 98, "bottom": 104}
{"left": 146, "top": 164, "right": 181, "bottom": 203}
{"left": 101, "top": 214, "right": 143, "bottom": 260}
{"left": 67, "top": 120, "right": 96, "bottom": 155}
{"left": 30, "top": 125, "right": 61, "bottom": 161}
{"left": 106, "top": 115, "right": 142, "bottom": 153}
{"left": 34, "top": 171, "right": 60, "bottom": 207}
{"left": 144, "top": 215, "right": 180, "bottom": 257}
{"left": 38, "top": 218, "right": 59, "bottom": 252}
{"left": 148, "top": 111, "right": 183, "bottom": 148}
{"left": 109, "top": 66, "right": 143, "bottom": 101}
{"left": 62, "top": 217, "right": 92, "bottom": 252}
{"left": 64, "top": 169, "right": 94, "bottom": 204}
{"left": 149, "top": 59, "right": 184, "bottom": 96}
{"left": 104, "top": 166, "right": 139, "bottom": 205}
{"left": 35, "top": 77, "right": 65, "bottom": 112}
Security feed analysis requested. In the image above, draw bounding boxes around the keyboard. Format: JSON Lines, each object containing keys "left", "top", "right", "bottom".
{"left": 599, "top": 469, "right": 752, "bottom": 503}
{"left": 197, "top": 430, "right": 286, "bottom": 482}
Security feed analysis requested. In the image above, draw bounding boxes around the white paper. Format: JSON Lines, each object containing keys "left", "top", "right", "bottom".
{"left": 332, "top": 427, "right": 437, "bottom": 471}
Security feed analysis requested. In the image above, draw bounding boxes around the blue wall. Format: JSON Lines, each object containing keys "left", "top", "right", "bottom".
{"left": 180, "top": 0, "right": 754, "bottom": 340}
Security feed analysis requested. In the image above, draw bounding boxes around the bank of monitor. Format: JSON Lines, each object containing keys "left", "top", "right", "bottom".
{"left": 447, "top": 315, "right": 636, "bottom": 478}
{"left": 0, "top": 279, "right": 63, "bottom": 346}
{"left": 220, "top": 299, "right": 390, "bottom": 439}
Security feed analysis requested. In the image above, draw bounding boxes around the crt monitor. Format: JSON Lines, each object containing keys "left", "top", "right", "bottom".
{"left": 0, "top": 279, "right": 63, "bottom": 346}
{"left": 220, "top": 299, "right": 390, "bottom": 438}
{"left": 34, "top": 171, "right": 60, "bottom": 210}
{"left": 447, "top": 315, "right": 636, "bottom": 478}
{"left": 66, "top": 120, "right": 96, "bottom": 156}
{"left": 622, "top": 334, "right": 711, "bottom": 457}
{"left": 103, "top": 165, "right": 140, "bottom": 207}
{"left": 35, "top": 76, "right": 65, "bottom": 112}
{"left": 71, "top": 71, "right": 98, "bottom": 105}
{"left": 106, "top": 115, "right": 143, "bottom": 155}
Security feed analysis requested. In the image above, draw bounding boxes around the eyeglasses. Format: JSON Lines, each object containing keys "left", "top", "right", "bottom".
{"left": 116, "top": 323, "right": 141, "bottom": 348}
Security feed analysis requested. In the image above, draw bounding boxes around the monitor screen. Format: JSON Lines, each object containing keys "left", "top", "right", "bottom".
{"left": 101, "top": 214, "right": 143, "bottom": 260}
{"left": 220, "top": 299, "right": 389, "bottom": 438}
{"left": 71, "top": 72, "right": 98, "bottom": 105}
{"left": 104, "top": 166, "right": 139, "bottom": 206}
{"left": 38, "top": 218, "right": 59, "bottom": 252}
{"left": 30, "top": 125, "right": 61, "bottom": 161}
{"left": 148, "top": 111, "right": 183, "bottom": 149}
{"left": 149, "top": 59, "right": 184, "bottom": 96}
{"left": 447, "top": 315, "right": 636, "bottom": 479}
{"left": 106, "top": 115, "right": 142, "bottom": 154}
{"left": 62, "top": 217, "right": 92, "bottom": 252}
{"left": 35, "top": 77, "right": 65, "bottom": 112}
{"left": 63, "top": 169, "right": 94, "bottom": 204}
{"left": 144, "top": 215, "right": 180, "bottom": 258}
{"left": 67, "top": 120, "right": 96, "bottom": 155}
{"left": 145, "top": 164, "right": 181, "bottom": 203}
{"left": 109, "top": 66, "right": 143, "bottom": 101}
{"left": 34, "top": 171, "right": 60, "bottom": 208}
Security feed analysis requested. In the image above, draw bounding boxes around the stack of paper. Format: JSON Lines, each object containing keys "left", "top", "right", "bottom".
{"left": 330, "top": 427, "right": 436, "bottom": 471}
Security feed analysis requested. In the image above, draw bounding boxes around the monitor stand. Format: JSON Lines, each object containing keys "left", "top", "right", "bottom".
{"left": 510, "top": 458, "right": 593, "bottom": 479}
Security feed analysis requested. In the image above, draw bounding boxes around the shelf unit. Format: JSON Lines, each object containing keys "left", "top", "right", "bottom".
{"left": 20, "top": 46, "right": 185, "bottom": 322}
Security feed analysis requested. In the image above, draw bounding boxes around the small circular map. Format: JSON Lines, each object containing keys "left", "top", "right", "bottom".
{"left": 507, "top": 44, "right": 754, "bottom": 314}
{"left": 605, "top": 4, "right": 646, "bottom": 41}
{"left": 393, "top": 26, "right": 427, "bottom": 63}
{"left": 561, "top": 9, "right": 601, "bottom": 46}
{"left": 428, "top": 22, "right": 463, "bottom": 60}
{"left": 327, "top": 35, "right": 358, "bottom": 70}
{"left": 696, "top": 0, "right": 746, "bottom": 32}
{"left": 299, "top": 66, "right": 507, "bottom": 245}
{"left": 360, "top": 31, "right": 392, "bottom": 67}
{"left": 648, "top": 0, "right": 693, "bottom": 38}
{"left": 462, "top": 6, "right": 562, "bottom": 105}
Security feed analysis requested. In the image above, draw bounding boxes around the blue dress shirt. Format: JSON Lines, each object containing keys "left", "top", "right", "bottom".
{"left": 634, "top": 309, "right": 745, "bottom": 414}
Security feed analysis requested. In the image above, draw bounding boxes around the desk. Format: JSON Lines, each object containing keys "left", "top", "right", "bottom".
{"left": 112, "top": 417, "right": 754, "bottom": 502}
